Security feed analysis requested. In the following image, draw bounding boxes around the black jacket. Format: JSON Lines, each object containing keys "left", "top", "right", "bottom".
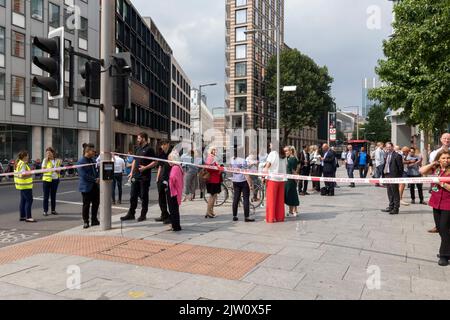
{"left": 322, "top": 150, "right": 337, "bottom": 174}
{"left": 383, "top": 152, "right": 403, "bottom": 178}
{"left": 298, "top": 150, "right": 310, "bottom": 170}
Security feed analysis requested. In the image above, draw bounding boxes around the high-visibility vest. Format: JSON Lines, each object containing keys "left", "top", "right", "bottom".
{"left": 14, "top": 160, "right": 33, "bottom": 190}
{"left": 42, "top": 159, "right": 61, "bottom": 182}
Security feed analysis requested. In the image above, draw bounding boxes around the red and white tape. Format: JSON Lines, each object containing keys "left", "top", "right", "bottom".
{"left": 0, "top": 163, "right": 96, "bottom": 178}
{"left": 112, "top": 152, "right": 450, "bottom": 185}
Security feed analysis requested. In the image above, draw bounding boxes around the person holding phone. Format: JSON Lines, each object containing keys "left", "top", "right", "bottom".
{"left": 420, "top": 150, "right": 450, "bottom": 266}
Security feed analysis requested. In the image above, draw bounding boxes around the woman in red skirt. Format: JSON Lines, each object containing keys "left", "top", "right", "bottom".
{"left": 263, "top": 143, "right": 287, "bottom": 223}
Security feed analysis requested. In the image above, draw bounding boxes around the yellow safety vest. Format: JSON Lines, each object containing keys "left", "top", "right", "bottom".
{"left": 42, "top": 159, "right": 61, "bottom": 182}
{"left": 14, "top": 160, "right": 33, "bottom": 190}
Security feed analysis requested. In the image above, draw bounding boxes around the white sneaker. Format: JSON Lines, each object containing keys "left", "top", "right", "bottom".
{"left": 400, "top": 200, "right": 410, "bottom": 206}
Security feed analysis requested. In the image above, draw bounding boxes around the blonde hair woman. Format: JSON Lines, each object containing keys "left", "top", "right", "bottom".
{"left": 205, "top": 146, "right": 221, "bottom": 218}
{"left": 310, "top": 145, "right": 322, "bottom": 192}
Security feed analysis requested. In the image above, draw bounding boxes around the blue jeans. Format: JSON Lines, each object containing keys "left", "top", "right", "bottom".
{"left": 346, "top": 164, "right": 355, "bottom": 178}
{"left": 20, "top": 189, "right": 33, "bottom": 219}
{"left": 112, "top": 173, "right": 123, "bottom": 202}
{"left": 43, "top": 179, "right": 59, "bottom": 213}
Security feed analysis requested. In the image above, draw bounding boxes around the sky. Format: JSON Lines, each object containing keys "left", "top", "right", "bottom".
{"left": 131, "top": 0, "right": 394, "bottom": 112}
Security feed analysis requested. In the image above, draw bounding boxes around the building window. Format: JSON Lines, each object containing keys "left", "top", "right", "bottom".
{"left": 49, "top": 3, "right": 61, "bottom": 31}
{"left": 48, "top": 99, "right": 59, "bottom": 119}
{"left": 31, "top": 81, "right": 44, "bottom": 105}
{"left": 235, "top": 9, "right": 247, "bottom": 24}
{"left": 236, "top": 0, "right": 247, "bottom": 6}
{"left": 235, "top": 27, "right": 247, "bottom": 42}
{"left": 31, "top": 0, "right": 44, "bottom": 21}
{"left": 31, "top": 44, "right": 43, "bottom": 75}
{"left": 11, "top": 76, "right": 25, "bottom": 116}
{"left": 0, "top": 27, "right": 4, "bottom": 68}
{"left": 235, "top": 79, "right": 247, "bottom": 94}
{"left": 235, "top": 97, "right": 247, "bottom": 112}
{"left": 0, "top": 0, "right": 5, "bottom": 6}
{"left": 235, "top": 62, "right": 246, "bottom": 77}
{"left": 12, "top": 0, "right": 26, "bottom": 28}
{"left": 78, "top": 17, "right": 88, "bottom": 50}
{"left": 0, "top": 73, "right": 4, "bottom": 99}
{"left": 11, "top": 31, "right": 25, "bottom": 59}
{"left": 235, "top": 44, "right": 247, "bottom": 59}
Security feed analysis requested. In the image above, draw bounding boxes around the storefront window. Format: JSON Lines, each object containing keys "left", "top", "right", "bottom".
{"left": 0, "top": 125, "right": 32, "bottom": 161}
{"left": 52, "top": 128, "right": 78, "bottom": 160}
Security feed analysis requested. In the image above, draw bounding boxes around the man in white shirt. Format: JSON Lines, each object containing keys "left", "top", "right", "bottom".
{"left": 429, "top": 133, "right": 450, "bottom": 163}
{"left": 374, "top": 142, "right": 385, "bottom": 185}
{"left": 112, "top": 154, "right": 125, "bottom": 205}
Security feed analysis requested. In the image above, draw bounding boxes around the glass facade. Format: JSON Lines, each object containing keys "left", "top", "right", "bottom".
{"left": 52, "top": 128, "right": 78, "bottom": 160}
{"left": 0, "top": 125, "right": 32, "bottom": 161}
{"left": 115, "top": 0, "right": 171, "bottom": 134}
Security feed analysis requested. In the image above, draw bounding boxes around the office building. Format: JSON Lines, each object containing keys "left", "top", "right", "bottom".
{"left": 0, "top": 0, "right": 100, "bottom": 161}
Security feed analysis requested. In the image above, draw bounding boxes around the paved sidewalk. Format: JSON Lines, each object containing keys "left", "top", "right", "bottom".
{"left": 0, "top": 172, "right": 448, "bottom": 300}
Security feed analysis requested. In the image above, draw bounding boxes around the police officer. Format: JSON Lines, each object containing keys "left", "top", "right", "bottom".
{"left": 121, "top": 132, "right": 158, "bottom": 222}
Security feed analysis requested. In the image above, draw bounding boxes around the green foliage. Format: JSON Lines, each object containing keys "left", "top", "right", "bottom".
{"left": 266, "top": 48, "right": 335, "bottom": 143}
{"left": 369, "top": 0, "right": 450, "bottom": 133}
{"left": 362, "top": 104, "right": 392, "bottom": 142}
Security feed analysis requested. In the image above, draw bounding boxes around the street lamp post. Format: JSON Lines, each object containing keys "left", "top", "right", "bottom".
{"left": 197, "top": 83, "right": 217, "bottom": 161}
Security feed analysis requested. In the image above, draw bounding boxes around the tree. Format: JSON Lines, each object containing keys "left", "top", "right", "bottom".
{"left": 369, "top": 0, "right": 450, "bottom": 133}
{"left": 266, "top": 48, "right": 335, "bottom": 144}
{"left": 362, "top": 104, "right": 392, "bottom": 142}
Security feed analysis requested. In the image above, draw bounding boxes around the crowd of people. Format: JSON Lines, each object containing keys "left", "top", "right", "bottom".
{"left": 10, "top": 132, "right": 450, "bottom": 267}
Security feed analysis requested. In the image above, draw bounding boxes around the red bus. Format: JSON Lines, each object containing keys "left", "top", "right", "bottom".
{"left": 347, "top": 140, "right": 371, "bottom": 153}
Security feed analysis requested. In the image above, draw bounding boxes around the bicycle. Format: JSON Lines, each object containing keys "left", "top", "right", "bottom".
{"left": 203, "top": 176, "right": 265, "bottom": 211}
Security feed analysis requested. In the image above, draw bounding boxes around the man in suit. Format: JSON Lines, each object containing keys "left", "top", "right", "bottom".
{"left": 381, "top": 142, "right": 404, "bottom": 215}
{"left": 298, "top": 145, "right": 311, "bottom": 195}
{"left": 321, "top": 144, "right": 337, "bottom": 196}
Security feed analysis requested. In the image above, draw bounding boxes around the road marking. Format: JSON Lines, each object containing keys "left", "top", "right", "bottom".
{"left": 54, "top": 191, "right": 77, "bottom": 196}
{"left": 33, "top": 198, "right": 128, "bottom": 210}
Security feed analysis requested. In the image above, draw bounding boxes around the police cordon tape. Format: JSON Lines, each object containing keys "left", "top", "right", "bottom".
{"left": 0, "top": 163, "right": 96, "bottom": 178}
{"left": 112, "top": 152, "right": 450, "bottom": 185}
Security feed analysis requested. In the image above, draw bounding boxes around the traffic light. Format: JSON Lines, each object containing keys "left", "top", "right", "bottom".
{"left": 32, "top": 27, "right": 64, "bottom": 100}
{"left": 80, "top": 61, "right": 101, "bottom": 99}
{"left": 111, "top": 53, "right": 131, "bottom": 110}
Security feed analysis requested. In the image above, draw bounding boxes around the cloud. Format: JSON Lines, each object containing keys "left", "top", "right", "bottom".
{"left": 131, "top": 0, "right": 394, "bottom": 112}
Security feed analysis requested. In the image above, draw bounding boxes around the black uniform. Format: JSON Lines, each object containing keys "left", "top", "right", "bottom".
{"left": 157, "top": 147, "right": 172, "bottom": 222}
{"left": 128, "top": 144, "right": 155, "bottom": 218}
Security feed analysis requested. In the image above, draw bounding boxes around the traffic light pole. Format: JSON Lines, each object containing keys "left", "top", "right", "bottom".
{"left": 99, "top": 0, "right": 115, "bottom": 231}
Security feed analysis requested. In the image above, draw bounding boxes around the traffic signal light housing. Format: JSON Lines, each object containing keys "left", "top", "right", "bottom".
{"left": 32, "top": 27, "right": 64, "bottom": 100}
{"left": 80, "top": 61, "right": 101, "bottom": 99}
{"left": 111, "top": 53, "right": 131, "bottom": 111}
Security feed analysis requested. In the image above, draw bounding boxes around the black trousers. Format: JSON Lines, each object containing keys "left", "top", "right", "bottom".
{"left": 409, "top": 183, "right": 424, "bottom": 202}
{"left": 112, "top": 173, "right": 123, "bottom": 202}
{"left": 232, "top": 181, "right": 250, "bottom": 218}
{"left": 311, "top": 165, "right": 322, "bottom": 191}
{"left": 386, "top": 174, "right": 400, "bottom": 211}
{"left": 129, "top": 179, "right": 150, "bottom": 217}
{"left": 359, "top": 165, "right": 369, "bottom": 178}
{"left": 434, "top": 209, "right": 450, "bottom": 258}
{"left": 167, "top": 191, "right": 181, "bottom": 231}
{"left": 82, "top": 184, "right": 99, "bottom": 223}
{"left": 298, "top": 166, "right": 310, "bottom": 194}
{"left": 157, "top": 181, "right": 170, "bottom": 220}
{"left": 43, "top": 179, "right": 59, "bottom": 213}
{"left": 323, "top": 171, "right": 335, "bottom": 195}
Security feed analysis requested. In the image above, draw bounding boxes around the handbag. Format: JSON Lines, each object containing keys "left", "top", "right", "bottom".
{"left": 198, "top": 168, "right": 210, "bottom": 182}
